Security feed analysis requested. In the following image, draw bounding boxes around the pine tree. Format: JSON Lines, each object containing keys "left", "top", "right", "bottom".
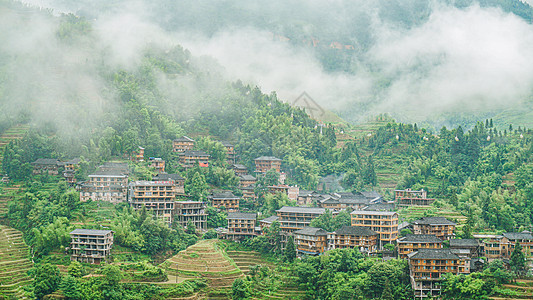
{"left": 510, "top": 242, "right": 526, "bottom": 276}
{"left": 284, "top": 236, "right": 296, "bottom": 262}
{"left": 489, "top": 119, "right": 493, "bottom": 128}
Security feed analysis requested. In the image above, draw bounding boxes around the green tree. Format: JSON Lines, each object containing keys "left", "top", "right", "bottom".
{"left": 32, "top": 263, "right": 61, "bottom": 299}
{"left": 185, "top": 171, "right": 209, "bottom": 201}
{"left": 510, "top": 242, "right": 527, "bottom": 276}
{"left": 60, "top": 275, "right": 82, "bottom": 300}
{"left": 284, "top": 236, "right": 296, "bottom": 262}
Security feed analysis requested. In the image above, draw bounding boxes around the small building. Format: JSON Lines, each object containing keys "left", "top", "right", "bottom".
{"left": 397, "top": 234, "right": 443, "bottom": 259}
{"left": 152, "top": 173, "right": 185, "bottom": 195}
{"left": 131, "top": 146, "right": 145, "bottom": 162}
{"left": 351, "top": 210, "right": 399, "bottom": 247}
{"left": 231, "top": 164, "right": 249, "bottom": 177}
{"left": 503, "top": 232, "right": 533, "bottom": 257}
{"left": 239, "top": 175, "right": 256, "bottom": 188}
{"left": 412, "top": 217, "right": 456, "bottom": 241}
{"left": 227, "top": 212, "right": 257, "bottom": 240}
{"left": 276, "top": 206, "right": 326, "bottom": 233}
{"left": 179, "top": 150, "right": 209, "bottom": 169}
{"left": 408, "top": 249, "right": 467, "bottom": 299}
{"left": 61, "top": 158, "right": 81, "bottom": 184}
{"left": 297, "top": 190, "right": 315, "bottom": 206}
{"left": 209, "top": 191, "right": 240, "bottom": 211}
{"left": 449, "top": 239, "right": 481, "bottom": 258}
{"left": 173, "top": 136, "right": 195, "bottom": 153}
{"left": 267, "top": 184, "right": 299, "bottom": 201}
{"left": 174, "top": 201, "right": 207, "bottom": 231}
{"left": 80, "top": 170, "right": 128, "bottom": 203}
{"left": 221, "top": 141, "right": 236, "bottom": 164}
{"left": 362, "top": 202, "right": 395, "bottom": 212}
{"left": 397, "top": 197, "right": 435, "bottom": 207}
{"left": 254, "top": 156, "right": 282, "bottom": 175}
{"left": 477, "top": 234, "right": 509, "bottom": 260}
{"left": 148, "top": 157, "right": 165, "bottom": 173}
{"left": 259, "top": 215, "right": 279, "bottom": 233}
{"left": 241, "top": 186, "right": 257, "bottom": 203}
{"left": 395, "top": 188, "right": 427, "bottom": 200}
{"left": 31, "top": 158, "right": 60, "bottom": 175}
{"left": 327, "top": 225, "right": 378, "bottom": 253}
{"left": 129, "top": 181, "right": 178, "bottom": 225}
{"left": 70, "top": 229, "right": 113, "bottom": 264}
{"left": 294, "top": 227, "right": 328, "bottom": 256}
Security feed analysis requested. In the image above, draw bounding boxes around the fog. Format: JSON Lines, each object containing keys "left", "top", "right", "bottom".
{"left": 4, "top": 0, "right": 533, "bottom": 129}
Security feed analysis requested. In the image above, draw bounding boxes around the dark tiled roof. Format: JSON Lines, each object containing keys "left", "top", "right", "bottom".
{"left": 182, "top": 150, "right": 209, "bottom": 157}
{"left": 153, "top": 173, "right": 185, "bottom": 181}
{"left": 32, "top": 158, "right": 60, "bottom": 165}
{"left": 413, "top": 217, "right": 456, "bottom": 226}
{"left": 294, "top": 227, "right": 328, "bottom": 236}
{"left": 502, "top": 232, "right": 533, "bottom": 241}
{"left": 221, "top": 141, "right": 233, "bottom": 147}
{"left": 334, "top": 226, "right": 377, "bottom": 236}
{"left": 254, "top": 156, "right": 281, "bottom": 161}
{"left": 174, "top": 136, "right": 194, "bottom": 142}
{"left": 239, "top": 175, "right": 256, "bottom": 181}
{"left": 227, "top": 212, "right": 257, "bottom": 220}
{"left": 90, "top": 170, "right": 127, "bottom": 177}
{"left": 450, "top": 239, "right": 480, "bottom": 247}
{"left": 232, "top": 164, "right": 248, "bottom": 170}
{"left": 408, "top": 249, "right": 460, "bottom": 260}
{"left": 298, "top": 190, "right": 314, "bottom": 196}
{"left": 361, "top": 191, "right": 382, "bottom": 199}
{"left": 260, "top": 216, "right": 279, "bottom": 223}
{"left": 70, "top": 229, "right": 112, "bottom": 235}
{"left": 211, "top": 192, "right": 239, "bottom": 199}
{"left": 363, "top": 203, "right": 395, "bottom": 212}
{"left": 351, "top": 210, "right": 397, "bottom": 216}
{"left": 398, "top": 234, "right": 442, "bottom": 243}
{"left": 277, "top": 206, "right": 326, "bottom": 214}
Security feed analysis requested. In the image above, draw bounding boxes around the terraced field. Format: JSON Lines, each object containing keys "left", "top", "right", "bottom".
{"left": 0, "top": 225, "right": 32, "bottom": 299}
{"left": 490, "top": 279, "right": 533, "bottom": 299}
{"left": 226, "top": 250, "right": 307, "bottom": 300}
{"left": 160, "top": 239, "right": 243, "bottom": 300}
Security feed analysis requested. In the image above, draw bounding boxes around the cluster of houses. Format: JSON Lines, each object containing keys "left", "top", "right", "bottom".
{"left": 220, "top": 188, "right": 533, "bottom": 299}
{"left": 30, "top": 138, "right": 532, "bottom": 299}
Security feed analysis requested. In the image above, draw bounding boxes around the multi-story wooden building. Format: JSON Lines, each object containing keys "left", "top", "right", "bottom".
{"left": 61, "top": 158, "right": 81, "bottom": 184}
{"left": 80, "top": 170, "right": 128, "bottom": 203}
{"left": 32, "top": 158, "right": 60, "bottom": 175}
{"left": 259, "top": 215, "right": 279, "bottom": 233}
{"left": 174, "top": 201, "right": 207, "bottom": 231}
{"left": 351, "top": 210, "right": 399, "bottom": 247}
{"left": 128, "top": 181, "right": 178, "bottom": 225}
{"left": 395, "top": 188, "right": 427, "bottom": 200}
{"left": 294, "top": 227, "right": 328, "bottom": 256}
{"left": 241, "top": 186, "right": 257, "bottom": 203}
{"left": 276, "top": 206, "right": 326, "bottom": 233}
{"left": 408, "top": 249, "right": 467, "bottom": 299}
{"left": 254, "top": 156, "right": 282, "bottom": 175}
{"left": 131, "top": 146, "right": 145, "bottom": 162}
{"left": 503, "top": 232, "right": 533, "bottom": 257}
{"left": 231, "top": 164, "right": 249, "bottom": 177}
{"left": 412, "top": 217, "right": 456, "bottom": 241}
{"left": 152, "top": 173, "right": 185, "bottom": 195}
{"left": 239, "top": 175, "right": 256, "bottom": 188}
{"left": 318, "top": 193, "right": 374, "bottom": 210}
{"left": 173, "top": 136, "right": 195, "bottom": 153}
{"left": 267, "top": 185, "right": 299, "bottom": 201}
{"left": 221, "top": 141, "right": 236, "bottom": 164}
{"left": 209, "top": 191, "right": 240, "bottom": 211}
{"left": 179, "top": 150, "right": 209, "bottom": 169}
{"left": 297, "top": 190, "right": 316, "bottom": 206}
{"left": 70, "top": 229, "right": 113, "bottom": 264}
{"left": 227, "top": 212, "right": 257, "bottom": 240}
{"left": 148, "top": 157, "right": 165, "bottom": 173}
{"left": 449, "top": 239, "right": 481, "bottom": 258}
{"left": 397, "top": 234, "right": 443, "bottom": 259}
{"left": 327, "top": 226, "right": 378, "bottom": 253}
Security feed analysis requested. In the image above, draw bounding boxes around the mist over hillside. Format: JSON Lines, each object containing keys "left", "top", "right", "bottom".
{"left": 5, "top": 0, "right": 533, "bottom": 130}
